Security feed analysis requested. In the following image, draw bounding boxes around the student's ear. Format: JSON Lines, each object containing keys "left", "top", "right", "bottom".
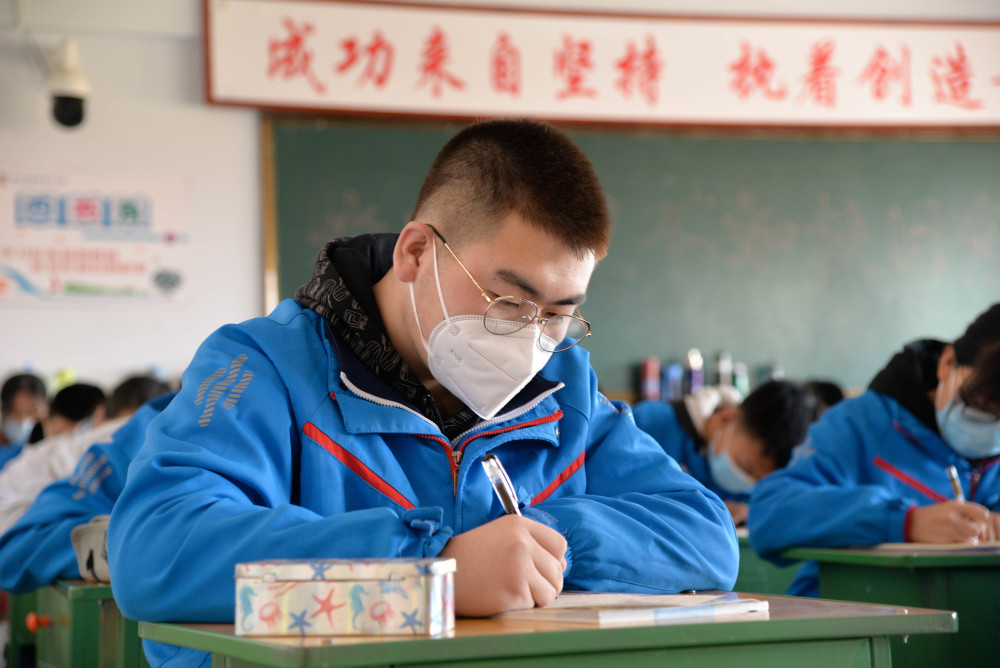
{"left": 936, "top": 344, "right": 957, "bottom": 385}
{"left": 393, "top": 221, "right": 433, "bottom": 283}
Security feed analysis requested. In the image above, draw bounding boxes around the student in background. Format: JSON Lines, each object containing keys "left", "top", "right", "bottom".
{"left": 27, "top": 382, "right": 106, "bottom": 444}
{"left": 634, "top": 380, "right": 819, "bottom": 525}
{"left": 108, "top": 119, "right": 738, "bottom": 668}
{"left": 0, "top": 373, "right": 48, "bottom": 467}
{"left": 749, "top": 303, "right": 1000, "bottom": 597}
{"left": 0, "top": 392, "right": 174, "bottom": 592}
{"left": 805, "top": 379, "right": 845, "bottom": 416}
{"left": 0, "top": 375, "right": 172, "bottom": 536}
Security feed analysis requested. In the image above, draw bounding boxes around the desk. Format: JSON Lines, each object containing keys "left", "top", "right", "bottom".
{"left": 6, "top": 590, "right": 37, "bottom": 668}
{"left": 734, "top": 534, "right": 800, "bottom": 595}
{"left": 28, "top": 580, "right": 147, "bottom": 668}
{"left": 784, "top": 547, "right": 1000, "bottom": 668}
{"left": 139, "top": 594, "right": 955, "bottom": 668}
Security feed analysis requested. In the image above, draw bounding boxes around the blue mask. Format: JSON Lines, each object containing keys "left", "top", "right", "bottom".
{"left": 707, "top": 422, "right": 757, "bottom": 494}
{"left": 2, "top": 417, "right": 35, "bottom": 446}
{"left": 937, "top": 396, "right": 1000, "bottom": 460}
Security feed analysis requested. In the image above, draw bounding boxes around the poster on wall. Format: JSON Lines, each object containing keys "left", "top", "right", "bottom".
{"left": 0, "top": 168, "right": 189, "bottom": 306}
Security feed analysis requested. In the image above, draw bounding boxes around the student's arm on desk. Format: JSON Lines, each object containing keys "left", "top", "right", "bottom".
{"left": 107, "top": 332, "right": 454, "bottom": 624}
{"left": 747, "top": 398, "right": 911, "bottom": 561}
{"left": 0, "top": 441, "right": 124, "bottom": 592}
{"left": 528, "top": 370, "right": 738, "bottom": 594}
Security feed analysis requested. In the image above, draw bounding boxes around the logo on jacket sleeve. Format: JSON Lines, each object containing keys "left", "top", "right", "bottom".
{"left": 194, "top": 354, "right": 255, "bottom": 427}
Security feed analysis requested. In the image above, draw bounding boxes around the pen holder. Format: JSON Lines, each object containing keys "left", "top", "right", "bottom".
{"left": 234, "top": 557, "right": 456, "bottom": 637}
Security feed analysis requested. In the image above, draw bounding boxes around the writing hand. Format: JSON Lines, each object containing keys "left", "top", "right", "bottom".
{"left": 439, "top": 514, "right": 567, "bottom": 617}
{"left": 908, "top": 501, "right": 990, "bottom": 543}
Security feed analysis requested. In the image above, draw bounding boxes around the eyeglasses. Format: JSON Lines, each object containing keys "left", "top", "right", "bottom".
{"left": 424, "top": 223, "right": 591, "bottom": 353}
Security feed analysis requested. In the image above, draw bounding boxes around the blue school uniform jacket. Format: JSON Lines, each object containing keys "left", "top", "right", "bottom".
{"left": 747, "top": 340, "right": 1000, "bottom": 597}
{"left": 108, "top": 299, "right": 738, "bottom": 668}
{"left": 0, "top": 394, "right": 174, "bottom": 592}
{"left": 632, "top": 399, "right": 748, "bottom": 503}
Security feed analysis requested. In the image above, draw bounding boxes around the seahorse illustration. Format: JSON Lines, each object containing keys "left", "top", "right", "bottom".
{"left": 238, "top": 586, "right": 257, "bottom": 632}
{"left": 349, "top": 584, "right": 368, "bottom": 630}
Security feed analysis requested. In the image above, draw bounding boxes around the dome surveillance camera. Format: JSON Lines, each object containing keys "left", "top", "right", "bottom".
{"left": 47, "top": 39, "right": 89, "bottom": 128}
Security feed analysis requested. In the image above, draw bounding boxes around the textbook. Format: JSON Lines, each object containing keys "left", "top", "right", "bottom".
{"left": 494, "top": 592, "right": 768, "bottom": 626}
{"left": 874, "top": 540, "right": 1000, "bottom": 553}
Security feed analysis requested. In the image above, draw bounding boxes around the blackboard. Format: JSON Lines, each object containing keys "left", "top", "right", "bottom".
{"left": 269, "top": 118, "right": 1000, "bottom": 393}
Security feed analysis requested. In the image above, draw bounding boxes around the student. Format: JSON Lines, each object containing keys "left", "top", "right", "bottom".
{"left": 108, "top": 119, "right": 738, "bottom": 667}
{"left": 804, "top": 379, "right": 845, "bottom": 416}
{"left": 634, "top": 380, "right": 819, "bottom": 525}
{"left": 0, "top": 375, "right": 172, "bottom": 536}
{"left": 0, "top": 392, "right": 174, "bottom": 592}
{"left": 0, "top": 373, "right": 47, "bottom": 467}
{"left": 27, "top": 382, "right": 106, "bottom": 444}
{"left": 748, "top": 303, "right": 1000, "bottom": 597}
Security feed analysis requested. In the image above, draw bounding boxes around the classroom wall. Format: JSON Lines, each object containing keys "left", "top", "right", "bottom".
{"left": 1, "top": 0, "right": 998, "bottom": 394}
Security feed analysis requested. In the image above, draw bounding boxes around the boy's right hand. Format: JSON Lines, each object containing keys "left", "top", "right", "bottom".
{"left": 439, "top": 514, "right": 568, "bottom": 617}
{"left": 908, "top": 501, "right": 991, "bottom": 543}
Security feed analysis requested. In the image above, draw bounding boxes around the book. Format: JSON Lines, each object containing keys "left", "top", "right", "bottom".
{"left": 873, "top": 540, "right": 1000, "bottom": 553}
{"left": 493, "top": 591, "right": 768, "bottom": 626}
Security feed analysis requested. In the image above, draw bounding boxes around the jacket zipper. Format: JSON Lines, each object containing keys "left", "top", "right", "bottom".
{"left": 342, "top": 372, "right": 565, "bottom": 498}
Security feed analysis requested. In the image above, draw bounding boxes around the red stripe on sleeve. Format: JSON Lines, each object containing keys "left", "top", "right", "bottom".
{"left": 873, "top": 456, "right": 948, "bottom": 504}
{"left": 531, "top": 451, "right": 585, "bottom": 506}
{"left": 304, "top": 422, "right": 415, "bottom": 510}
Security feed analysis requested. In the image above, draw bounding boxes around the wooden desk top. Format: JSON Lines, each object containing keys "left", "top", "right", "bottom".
{"left": 139, "top": 594, "right": 956, "bottom": 667}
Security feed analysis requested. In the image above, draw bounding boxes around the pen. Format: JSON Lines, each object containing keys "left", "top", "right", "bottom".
{"left": 946, "top": 465, "right": 966, "bottom": 503}
{"left": 482, "top": 453, "right": 522, "bottom": 516}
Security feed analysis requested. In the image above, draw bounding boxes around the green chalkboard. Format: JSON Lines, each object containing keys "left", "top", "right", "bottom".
{"left": 270, "top": 118, "right": 1000, "bottom": 393}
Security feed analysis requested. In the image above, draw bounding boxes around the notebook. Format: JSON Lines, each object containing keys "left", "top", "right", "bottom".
{"left": 494, "top": 591, "right": 768, "bottom": 626}
{"left": 874, "top": 540, "right": 1000, "bottom": 553}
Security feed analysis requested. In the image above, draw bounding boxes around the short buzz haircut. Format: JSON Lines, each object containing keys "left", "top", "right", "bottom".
{"left": 412, "top": 118, "right": 610, "bottom": 260}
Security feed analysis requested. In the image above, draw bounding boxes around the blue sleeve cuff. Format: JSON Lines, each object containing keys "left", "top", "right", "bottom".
{"left": 522, "top": 506, "right": 573, "bottom": 576}
{"left": 403, "top": 507, "right": 454, "bottom": 557}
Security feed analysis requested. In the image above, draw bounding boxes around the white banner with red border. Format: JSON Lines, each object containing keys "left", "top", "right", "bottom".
{"left": 206, "top": 0, "right": 1000, "bottom": 127}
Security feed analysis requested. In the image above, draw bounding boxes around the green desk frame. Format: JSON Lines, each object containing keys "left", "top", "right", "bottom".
{"left": 6, "top": 590, "right": 38, "bottom": 668}
{"left": 734, "top": 534, "right": 800, "bottom": 595}
{"left": 24, "top": 580, "right": 148, "bottom": 668}
{"left": 139, "top": 595, "right": 955, "bottom": 668}
{"left": 785, "top": 547, "right": 1000, "bottom": 668}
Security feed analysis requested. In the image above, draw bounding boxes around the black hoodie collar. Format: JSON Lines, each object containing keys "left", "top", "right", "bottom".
{"left": 868, "top": 339, "right": 946, "bottom": 434}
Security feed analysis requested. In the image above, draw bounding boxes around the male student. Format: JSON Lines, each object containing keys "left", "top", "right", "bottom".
{"left": 634, "top": 380, "right": 819, "bottom": 525}
{"left": 108, "top": 119, "right": 738, "bottom": 667}
{"left": 749, "top": 303, "right": 1000, "bottom": 597}
{"left": 0, "top": 393, "right": 174, "bottom": 592}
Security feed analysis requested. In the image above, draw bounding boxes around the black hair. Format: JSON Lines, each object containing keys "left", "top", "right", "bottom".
{"left": 804, "top": 379, "right": 845, "bottom": 415}
{"left": 412, "top": 118, "right": 610, "bottom": 260}
{"left": 953, "top": 302, "right": 1000, "bottom": 366}
{"left": 106, "top": 375, "right": 173, "bottom": 418}
{"left": 961, "top": 341, "right": 1000, "bottom": 415}
{"left": 1, "top": 373, "right": 46, "bottom": 413}
{"left": 740, "top": 380, "right": 819, "bottom": 469}
{"left": 49, "top": 383, "right": 106, "bottom": 422}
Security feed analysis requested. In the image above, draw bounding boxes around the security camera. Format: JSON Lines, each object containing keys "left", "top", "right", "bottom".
{"left": 47, "top": 39, "right": 89, "bottom": 128}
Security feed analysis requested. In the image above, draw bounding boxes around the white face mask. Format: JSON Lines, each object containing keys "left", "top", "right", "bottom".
{"left": 2, "top": 417, "right": 35, "bottom": 445}
{"left": 707, "top": 420, "right": 757, "bottom": 495}
{"left": 409, "top": 236, "right": 553, "bottom": 420}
